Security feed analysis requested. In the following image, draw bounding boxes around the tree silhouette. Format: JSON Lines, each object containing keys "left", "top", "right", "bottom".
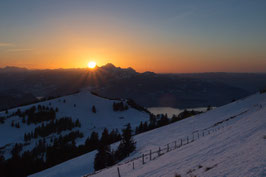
{"left": 92, "top": 105, "right": 96, "bottom": 113}
{"left": 115, "top": 123, "right": 136, "bottom": 161}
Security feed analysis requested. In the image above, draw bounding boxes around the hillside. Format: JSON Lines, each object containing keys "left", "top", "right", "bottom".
{"left": 31, "top": 92, "right": 266, "bottom": 177}
{"left": 0, "top": 91, "right": 150, "bottom": 176}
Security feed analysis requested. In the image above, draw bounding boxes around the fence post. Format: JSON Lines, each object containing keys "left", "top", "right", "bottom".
{"left": 174, "top": 141, "right": 177, "bottom": 149}
{"left": 187, "top": 136, "right": 189, "bottom": 144}
{"left": 180, "top": 139, "right": 183, "bottom": 146}
{"left": 158, "top": 147, "right": 161, "bottom": 156}
{"left": 150, "top": 150, "right": 152, "bottom": 160}
{"left": 202, "top": 131, "right": 204, "bottom": 137}
{"left": 167, "top": 144, "right": 169, "bottom": 152}
{"left": 142, "top": 154, "right": 145, "bottom": 165}
{"left": 117, "top": 167, "right": 121, "bottom": 177}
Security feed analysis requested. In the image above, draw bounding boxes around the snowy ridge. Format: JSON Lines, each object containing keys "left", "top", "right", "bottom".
{"left": 0, "top": 91, "right": 150, "bottom": 159}
{"left": 30, "top": 92, "right": 266, "bottom": 177}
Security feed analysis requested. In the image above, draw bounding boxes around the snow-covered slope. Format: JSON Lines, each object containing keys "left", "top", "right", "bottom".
{"left": 0, "top": 91, "right": 149, "bottom": 158}
{"left": 89, "top": 94, "right": 266, "bottom": 177}
{"left": 31, "top": 92, "right": 266, "bottom": 177}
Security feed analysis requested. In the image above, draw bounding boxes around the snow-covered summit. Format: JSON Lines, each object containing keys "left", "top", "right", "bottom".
{"left": 0, "top": 91, "right": 150, "bottom": 157}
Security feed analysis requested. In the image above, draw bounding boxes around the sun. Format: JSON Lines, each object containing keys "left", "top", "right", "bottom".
{"left": 88, "top": 61, "right": 96, "bottom": 69}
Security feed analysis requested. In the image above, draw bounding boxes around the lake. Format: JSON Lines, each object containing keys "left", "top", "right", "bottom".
{"left": 147, "top": 107, "right": 209, "bottom": 117}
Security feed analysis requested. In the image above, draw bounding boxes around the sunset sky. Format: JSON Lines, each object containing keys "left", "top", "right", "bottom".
{"left": 0, "top": 0, "right": 266, "bottom": 73}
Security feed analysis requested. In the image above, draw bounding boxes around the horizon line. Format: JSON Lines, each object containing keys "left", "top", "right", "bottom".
{"left": 0, "top": 65, "right": 265, "bottom": 74}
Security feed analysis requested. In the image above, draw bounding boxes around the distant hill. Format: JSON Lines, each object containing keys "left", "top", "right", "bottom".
{"left": 0, "top": 65, "right": 266, "bottom": 109}
{"left": 0, "top": 89, "right": 37, "bottom": 110}
{"left": 94, "top": 73, "right": 252, "bottom": 108}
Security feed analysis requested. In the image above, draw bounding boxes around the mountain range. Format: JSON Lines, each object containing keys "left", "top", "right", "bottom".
{"left": 0, "top": 64, "right": 266, "bottom": 110}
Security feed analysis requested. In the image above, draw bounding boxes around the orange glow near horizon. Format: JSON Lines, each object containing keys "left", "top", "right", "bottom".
{"left": 88, "top": 61, "right": 96, "bottom": 69}
{"left": 0, "top": 17, "right": 265, "bottom": 73}
{"left": 0, "top": 1, "right": 266, "bottom": 73}
{"left": 0, "top": 46, "right": 265, "bottom": 73}
{"left": 0, "top": 27, "right": 265, "bottom": 73}
{"left": 0, "top": 53, "right": 265, "bottom": 73}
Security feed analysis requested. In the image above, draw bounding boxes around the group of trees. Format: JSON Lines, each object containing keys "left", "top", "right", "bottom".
{"left": 136, "top": 110, "right": 202, "bottom": 135}
{"left": 0, "top": 124, "right": 129, "bottom": 177}
{"left": 46, "top": 131, "right": 84, "bottom": 166}
{"left": 11, "top": 121, "right": 20, "bottom": 128}
{"left": 8, "top": 105, "right": 58, "bottom": 125}
{"left": 0, "top": 130, "right": 84, "bottom": 177}
{"left": 6, "top": 105, "right": 59, "bottom": 129}
{"left": 113, "top": 102, "right": 128, "bottom": 111}
{"left": 75, "top": 128, "right": 122, "bottom": 159}
{"left": 25, "top": 106, "right": 57, "bottom": 124}
{"left": 135, "top": 114, "right": 169, "bottom": 134}
{"left": 94, "top": 124, "right": 136, "bottom": 171}
{"left": 24, "top": 117, "right": 81, "bottom": 141}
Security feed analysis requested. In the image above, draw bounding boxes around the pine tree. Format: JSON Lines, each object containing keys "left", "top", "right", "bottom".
{"left": 137, "top": 121, "right": 143, "bottom": 134}
{"left": 92, "top": 105, "right": 96, "bottom": 113}
{"left": 16, "top": 109, "right": 21, "bottom": 116}
{"left": 94, "top": 129, "right": 114, "bottom": 171}
{"left": 22, "top": 117, "right": 26, "bottom": 123}
{"left": 85, "top": 131, "right": 99, "bottom": 151}
{"left": 115, "top": 123, "right": 136, "bottom": 161}
{"left": 75, "top": 119, "right": 81, "bottom": 127}
{"left": 15, "top": 123, "right": 20, "bottom": 128}
{"left": 94, "top": 145, "right": 114, "bottom": 171}
{"left": 110, "top": 129, "right": 122, "bottom": 143}
{"left": 24, "top": 133, "right": 28, "bottom": 141}
{"left": 149, "top": 114, "right": 157, "bottom": 129}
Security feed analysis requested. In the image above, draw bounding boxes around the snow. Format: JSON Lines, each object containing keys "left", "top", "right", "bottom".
{"left": 28, "top": 151, "right": 97, "bottom": 177}
{"left": 0, "top": 91, "right": 149, "bottom": 158}
{"left": 30, "top": 93, "right": 266, "bottom": 177}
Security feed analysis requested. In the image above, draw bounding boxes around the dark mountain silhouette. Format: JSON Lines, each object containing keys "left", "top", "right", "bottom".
{"left": 0, "top": 64, "right": 265, "bottom": 110}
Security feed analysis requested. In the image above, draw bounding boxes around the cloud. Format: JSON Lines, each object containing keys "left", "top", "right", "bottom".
{"left": 7, "top": 48, "right": 33, "bottom": 52}
{"left": 0, "top": 42, "right": 32, "bottom": 52}
{"left": 0, "top": 42, "right": 14, "bottom": 47}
